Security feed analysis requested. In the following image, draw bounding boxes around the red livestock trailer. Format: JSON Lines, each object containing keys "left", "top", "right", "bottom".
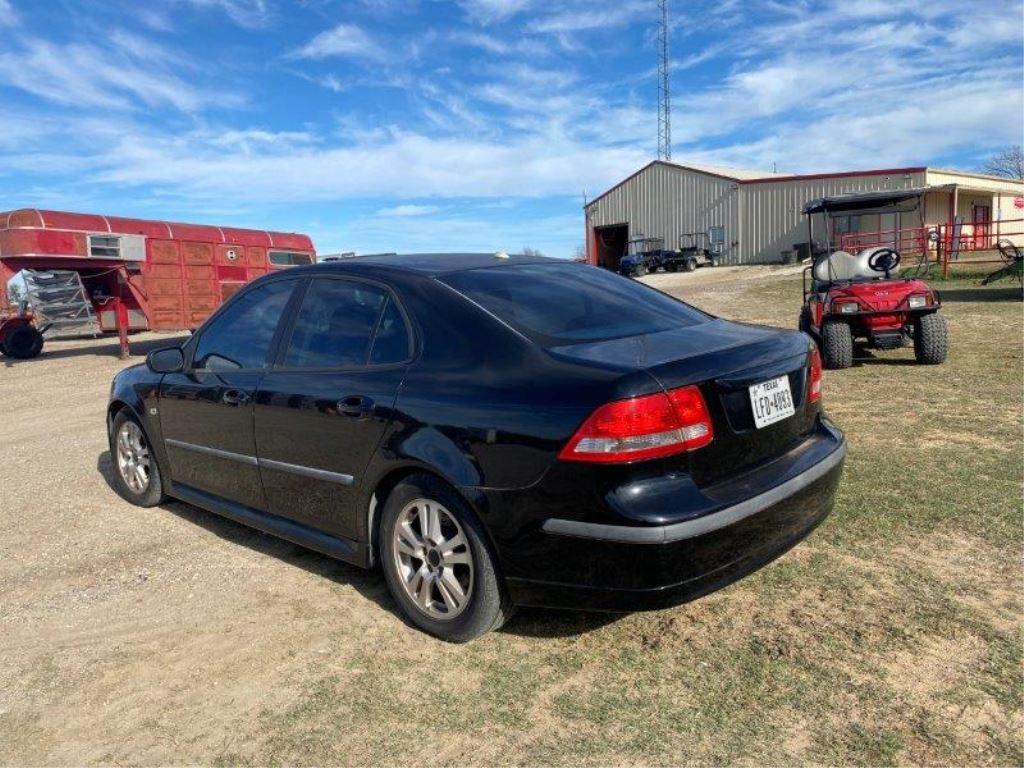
{"left": 0, "top": 208, "right": 315, "bottom": 358}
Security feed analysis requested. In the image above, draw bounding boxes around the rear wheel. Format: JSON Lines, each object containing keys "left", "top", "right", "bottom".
{"left": 913, "top": 313, "right": 948, "bottom": 365}
{"left": 2, "top": 324, "right": 44, "bottom": 359}
{"left": 682, "top": 259, "right": 697, "bottom": 272}
{"left": 380, "top": 474, "right": 512, "bottom": 642}
{"left": 821, "top": 319, "right": 853, "bottom": 369}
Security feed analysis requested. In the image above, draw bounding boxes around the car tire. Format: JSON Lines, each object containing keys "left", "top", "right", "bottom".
{"left": 821, "top": 319, "right": 853, "bottom": 369}
{"left": 380, "top": 473, "right": 512, "bottom": 642}
{"left": 913, "top": 312, "right": 948, "bottom": 365}
{"left": 682, "top": 259, "right": 696, "bottom": 272}
{"left": 108, "top": 409, "right": 166, "bottom": 507}
{"left": 3, "top": 324, "right": 44, "bottom": 359}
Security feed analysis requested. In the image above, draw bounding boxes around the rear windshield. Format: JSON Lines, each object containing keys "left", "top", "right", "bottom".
{"left": 440, "top": 262, "right": 708, "bottom": 345}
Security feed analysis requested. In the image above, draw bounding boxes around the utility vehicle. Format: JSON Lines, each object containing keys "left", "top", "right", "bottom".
{"left": 799, "top": 190, "right": 948, "bottom": 369}
{"left": 663, "top": 232, "right": 718, "bottom": 272}
{"left": 618, "top": 235, "right": 671, "bottom": 277}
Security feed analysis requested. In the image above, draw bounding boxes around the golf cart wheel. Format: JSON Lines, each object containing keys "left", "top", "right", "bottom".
{"left": 682, "top": 259, "right": 697, "bottom": 273}
{"left": 710, "top": 257, "right": 720, "bottom": 267}
{"left": 913, "top": 313, "right": 948, "bottom": 365}
{"left": 2, "top": 324, "right": 44, "bottom": 359}
{"left": 821, "top": 319, "right": 853, "bottom": 369}
{"left": 380, "top": 473, "right": 513, "bottom": 642}
{"left": 798, "top": 306, "right": 812, "bottom": 335}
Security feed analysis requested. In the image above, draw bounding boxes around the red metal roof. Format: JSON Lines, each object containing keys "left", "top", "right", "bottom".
{"left": 0, "top": 208, "right": 314, "bottom": 251}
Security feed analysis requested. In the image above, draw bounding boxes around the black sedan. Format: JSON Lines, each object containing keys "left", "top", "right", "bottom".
{"left": 107, "top": 253, "right": 845, "bottom": 641}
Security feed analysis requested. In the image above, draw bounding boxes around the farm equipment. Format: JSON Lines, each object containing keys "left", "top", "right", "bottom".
{"left": 981, "top": 239, "right": 1024, "bottom": 285}
{"left": 663, "top": 232, "right": 718, "bottom": 272}
{"left": 799, "top": 190, "right": 948, "bottom": 369}
{"left": 619, "top": 235, "right": 672, "bottom": 277}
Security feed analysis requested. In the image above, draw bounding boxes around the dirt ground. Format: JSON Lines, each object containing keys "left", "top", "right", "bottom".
{"left": 1, "top": 265, "right": 1021, "bottom": 765}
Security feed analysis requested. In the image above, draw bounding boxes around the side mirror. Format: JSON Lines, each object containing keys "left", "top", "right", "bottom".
{"left": 146, "top": 346, "right": 185, "bottom": 374}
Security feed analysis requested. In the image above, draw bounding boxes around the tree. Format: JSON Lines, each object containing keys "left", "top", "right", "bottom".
{"left": 982, "top": 145, "right": 1024, "bottom": 180}
{"left": 521, "top": 246, "right": 545, "bottom": 257}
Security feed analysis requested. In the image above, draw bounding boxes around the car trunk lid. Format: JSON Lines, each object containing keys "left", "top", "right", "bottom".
{"left": 548, "top": 319, "right": 817, "bottom": 485}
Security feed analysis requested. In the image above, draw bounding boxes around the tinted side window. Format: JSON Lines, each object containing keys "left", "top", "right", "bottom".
{"left": 369, "top": 298, "right": 411, "bottom": 365}
{"left": 284, "top": 279, "right": 387, "bottom": 368}
{"left": 194, "top": 279, "right": 296, "bottom": 371}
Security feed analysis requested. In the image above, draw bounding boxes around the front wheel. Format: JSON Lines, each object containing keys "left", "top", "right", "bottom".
{"left": 798, "top": 306, "right": 812, "bottom": 335}
{"left": 682, "top": 260, "right": 697, "bottom": 272}
{"left": 109, "top": 410, "right": 165, "bottom": 507}
{"left": 821, "top": 319, "right": 853, "bottom": 369}
{"left": 914, "top": 313, "right": 948, "bottom": 365}
{"left": 380, "top": 474, "right": 512, "bottom": 642}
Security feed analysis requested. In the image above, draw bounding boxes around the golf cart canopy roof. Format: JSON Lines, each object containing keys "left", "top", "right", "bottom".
{"left": 803, "top": 187, "right": 932, "bottom": 215}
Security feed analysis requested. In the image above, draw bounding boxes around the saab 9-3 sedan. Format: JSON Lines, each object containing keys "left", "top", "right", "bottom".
{"left": 107, "top": 253, "right": 845, "bottom": 641}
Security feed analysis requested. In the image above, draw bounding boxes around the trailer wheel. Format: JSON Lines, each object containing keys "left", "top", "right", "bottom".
{"left": 2, "top": 324, "right": 44, "bottom": 359}
{"left": 913, "top": 313, "right": 948, "bottom": 365}
{"left": 821, "top": 319, "right": 853, "bottom": 369}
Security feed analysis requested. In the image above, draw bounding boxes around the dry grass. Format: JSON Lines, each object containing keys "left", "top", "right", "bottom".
{"left": 0, "top": 269, "right": 1020, "bottom": 766}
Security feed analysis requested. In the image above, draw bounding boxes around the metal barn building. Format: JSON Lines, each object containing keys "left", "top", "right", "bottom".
{"left": 584, "top": 162, "right": 1024, "bottom": 270}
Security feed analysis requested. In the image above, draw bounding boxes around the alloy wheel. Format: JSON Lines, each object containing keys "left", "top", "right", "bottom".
{"left": 116, "top": 421, "right": 151, "bottom": 494}
{"left": 392, "top": 498, "right": 473, "bottom": 620}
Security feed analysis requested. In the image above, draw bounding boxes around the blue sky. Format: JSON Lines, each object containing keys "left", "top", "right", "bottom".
{"left": 0, "top": 0, "right": 1020, "bottom": 258}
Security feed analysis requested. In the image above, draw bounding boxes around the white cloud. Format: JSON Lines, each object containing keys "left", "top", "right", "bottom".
{"left": 177, "top": 0, "right": 271, "bottom": 29}
{"left": 527, "top": 0, "right": 651, "bottom": 33}
{"left": 292, "top": 24, "right": 383, "bottom": 60}
{"left": 458, "top": 0, "right": 535, "bottom": 24}
{"left": 375, "top": 204, "right": 441, "bottom": 217}
{"left": 0, "top": 0, "right": 17, "bottom": 26}
{"left": 0, "top": 35, "right": 232, "bottom": 112}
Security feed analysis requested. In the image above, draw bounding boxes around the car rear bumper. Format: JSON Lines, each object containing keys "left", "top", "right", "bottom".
{"left": 501, "top": 422, "right": 846, "bottom": 611}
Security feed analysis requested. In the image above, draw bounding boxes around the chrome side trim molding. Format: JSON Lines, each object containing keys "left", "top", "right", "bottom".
{"left": 164, "top": 439, "right": 355, "bottom": 485}
{"left": 258, "top": 457, "right": 354, "bottom": 486}
{"left": 542, "top": 441, "right": 846, "bottom": 544}
{"left": 165, "top": 438, "right": 258, "bottom": 466}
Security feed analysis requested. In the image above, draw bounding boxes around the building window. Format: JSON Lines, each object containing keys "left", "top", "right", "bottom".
{"left": 268, "top": 250, "right": 314, "bottom": 267}
{"left": 89, "top": 235, "right": 121, "bottom": 258}
{"left": 708, "top": 226, "right": 725, "bottom": 252}
{"left": 833, "top": 215, "right": 860, "bottom": 236}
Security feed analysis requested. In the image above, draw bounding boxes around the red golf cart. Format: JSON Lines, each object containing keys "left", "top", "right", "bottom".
{"left": 799, "top": 189, "right": 948, "bottom": 369}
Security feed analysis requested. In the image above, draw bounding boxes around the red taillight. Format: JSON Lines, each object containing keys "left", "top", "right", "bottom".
{"left": 808, "top": 347, "right": 823, "bottom": 403}
{"left": 558, "top": 385, "right": 714, "bottom": 463}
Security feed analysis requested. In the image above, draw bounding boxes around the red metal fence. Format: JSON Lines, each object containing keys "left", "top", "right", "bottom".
{"left": 837, "top": 218, "right": 1023, "bottom": 280}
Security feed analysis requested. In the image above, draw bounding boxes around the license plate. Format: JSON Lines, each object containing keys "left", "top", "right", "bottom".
{"left": 748, "top": 375, "right": 795, "bottom": 429}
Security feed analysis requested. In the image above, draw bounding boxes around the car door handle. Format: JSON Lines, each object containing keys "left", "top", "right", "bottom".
{"left": 338, "top": 395, "right": 373, "bottom": 418}
{"left": 222, "top": 389, "right": 251, "bottom": 406}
